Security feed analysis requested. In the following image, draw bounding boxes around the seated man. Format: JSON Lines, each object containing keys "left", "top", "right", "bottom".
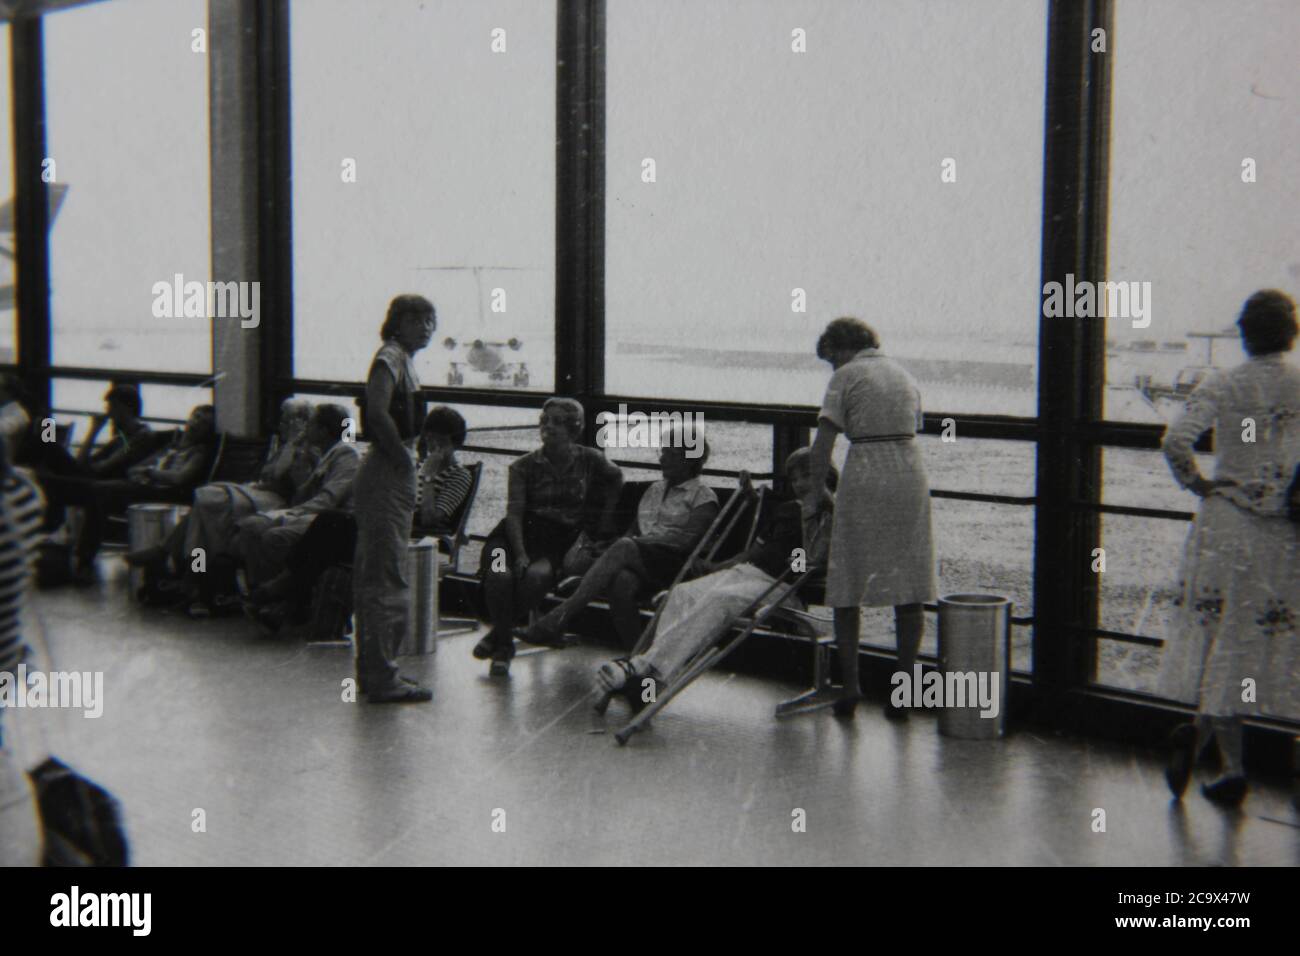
{"left": 232, "top": 403, "right": 361, "bottom": 596}
{"left": 519, "top": 436, "right": 718, "bottom": 649}
{"left": 245, "top": 406, "right": 474, "bottom": 632}
{"left": 125, "top": 397, "right": 319, "bottom": 606}
{"left": 594, "top": 448, "right": 836, "bottom": 710}
{"left": 61, "top": 404, "right": 217, "bottom": 584}
{"left": 76, "top": 383, "right": 160, "bottom": 479}
{"left": 32, "top": 383, "right": 164, "bottom": 533}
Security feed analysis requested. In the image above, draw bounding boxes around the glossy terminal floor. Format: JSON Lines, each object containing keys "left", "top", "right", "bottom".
{"left": 16, "top": 559, "right": 1300, "bottom": 867}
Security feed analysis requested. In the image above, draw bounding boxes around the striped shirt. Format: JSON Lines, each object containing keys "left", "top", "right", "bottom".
{"left": 415, "top": 461, "right": 473, "bottom": 532}
{"left": 0, "top": 469, "right": 45, "bottom": 675}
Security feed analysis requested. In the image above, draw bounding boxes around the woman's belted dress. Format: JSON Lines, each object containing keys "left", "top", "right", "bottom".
{"left": 819, "top": 348, "right": 936, "bottom": 608}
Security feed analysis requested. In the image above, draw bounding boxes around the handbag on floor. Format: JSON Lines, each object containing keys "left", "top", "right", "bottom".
{"left": 28, "top": 756, "right": 129, "bottom": 866}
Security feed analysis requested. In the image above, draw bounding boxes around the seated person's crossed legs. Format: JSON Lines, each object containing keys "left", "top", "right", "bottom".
{"left": 520, "top": 440, "right": 718, "bottom": 650}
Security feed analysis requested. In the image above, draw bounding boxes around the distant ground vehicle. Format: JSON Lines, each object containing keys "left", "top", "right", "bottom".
{"left": 444, "top": 337, "right": 529, "bottom": 387}
{"left": 1130, "top": 331, "right": 1236, "bottom": 413}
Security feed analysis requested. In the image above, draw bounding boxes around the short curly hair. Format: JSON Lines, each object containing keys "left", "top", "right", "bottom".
{"left": 816, "top": 317, "right": 880, "bottom": 359}
{"left": 1237, "top": 289, "right": 1297, "bottom": 356}
{"left": 380, "top": 294, "right": 436, "bottom": 341}
{"left": 540, "top": 397, "right": 585, "bottom": 440}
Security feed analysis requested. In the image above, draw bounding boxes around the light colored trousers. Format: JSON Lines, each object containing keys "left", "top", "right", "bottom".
{"left": 187, "top": 482, "right": 285, "bottom": 562}
{"left": 353, "top": 450, "right": 416, "bottom": 691}
{"left": 641, "top": 563, "right": 793, "bottom": 679}
{"left": 0, "top": 737, "right": 41, "bottom": 866}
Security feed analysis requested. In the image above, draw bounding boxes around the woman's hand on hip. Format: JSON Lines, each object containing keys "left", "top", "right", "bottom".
{"left": 1189, "top": 477, "right": 1236, "bottom": 498}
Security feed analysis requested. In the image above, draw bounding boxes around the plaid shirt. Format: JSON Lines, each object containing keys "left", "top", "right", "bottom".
{"left": 508, "top": 445, "right": 622, "bottom": 528}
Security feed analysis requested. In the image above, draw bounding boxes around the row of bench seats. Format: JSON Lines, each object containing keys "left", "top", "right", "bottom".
{"left": 118, "top": 436, "right": 826, "bottom": 648}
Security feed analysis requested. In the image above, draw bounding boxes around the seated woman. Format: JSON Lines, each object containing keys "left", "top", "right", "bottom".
{"left": 125, "top": 397, "right": 317, "bottom": 585}
{"left": 595, "top": 448, "right": 835, "bottom": 708}
{"left": 245, "top": 406, "right": 474, "bottom": 632}
{"left": 474, "top": 397, "right": 623, "bottom": 675}
{"left": 67, "top": 404, "right": 217, "bottom": 584}
{"left": 232, "top": 403, "right": 361, "bottom": 595}
{"left": 519, "top": 437, "right": 717, "bottom": 649}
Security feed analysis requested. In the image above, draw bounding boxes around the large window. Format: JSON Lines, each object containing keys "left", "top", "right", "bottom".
{"left": 291, "top": 0, "right": 556, "bottom": 392}
{"left": 605, "top": 0, "right": 1046, "bottom": 414}
{"left": 1106, "top": 0, "right": 1298, "bottom": 425}
{"left": 44, "top": 0, "right": 212, "bottom": 374}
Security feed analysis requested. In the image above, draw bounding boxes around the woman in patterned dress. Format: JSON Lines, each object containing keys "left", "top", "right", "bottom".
{"left": 1161, "top": 290, "right": 1300, "bottom": 807}
{"left": 803, "top": 318, "right": 937, "bottom": 719}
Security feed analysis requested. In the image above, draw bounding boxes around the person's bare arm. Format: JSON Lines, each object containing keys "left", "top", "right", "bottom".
{"left": 1162, "top": 377, "right": 1235, "bottom": 498}
{"left": 77, "top": 414, "right": 108, "bottom": 467}
{"left": 803, "top": 419, "right": 839, "bottom": 516}
{"left": 365, "top": 363, "right": 408, "bottom": 466}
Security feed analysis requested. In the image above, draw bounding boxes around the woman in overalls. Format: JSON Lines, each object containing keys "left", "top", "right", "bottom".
{"left": 354, "top": 294, "right": 436, "bottom": 703}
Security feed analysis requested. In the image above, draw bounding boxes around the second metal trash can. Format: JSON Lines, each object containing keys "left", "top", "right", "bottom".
{"left": 126, "top": 503, "right": 183, "bottom": 601}
{"left": 398, "top": 537, "right": 438, "bottom": 656}
{"left": 936, "top": 593, "right": 1011, "bottom": 740}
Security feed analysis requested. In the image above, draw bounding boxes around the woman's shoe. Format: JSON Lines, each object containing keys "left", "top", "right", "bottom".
{"left": 515, "top": 618, "right": 571, "bottom": 648}
{"left": 249, "top": 571, "right": 293, "bottom": 607}
{"left": 472, "top": 630, "right": 501, "bottom": 660}
{"left": 1164, "top": 723, "right": 1197, "bottom": 799}
{"left": 210, "top": 592, "right": 244, "bottom": 617}
{"left": 1201, "top": 775, "right": 1248, "bottom": 808}
{"left": 247, "top": 602, "right": 287, "bottom": 637}
{"left": 595, "top": 658, "right": 635, "bottom": 695}
{"left": 368, "top": 681, "right": 433, "bottom": 704}
{"left": 489, "top": 638, "right": 516, "bottom": 677}
{"left": 832, "top": 693, "right": 861, "bottom": 719}
{"left": 124, "top": 544, "right": 166, "bottom": 568}
{"left": 594, "top": 659, "right": 655, "bottom": 712}
{"left": 185, "top": 601, "right": 212, "bottom": 620}
{"left": 358, "top": 674, "right": 421, "bottom": 696}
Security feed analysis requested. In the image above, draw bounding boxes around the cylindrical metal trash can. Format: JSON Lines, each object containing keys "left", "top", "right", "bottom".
{"left": 399, "top": 537, "right": 438, "bottom": 656}
{"left": 126, "top": 503, "right": 181, "bottom": 601}
{"left": 937, "top": 593, "right": 1011, "bottom": 740}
